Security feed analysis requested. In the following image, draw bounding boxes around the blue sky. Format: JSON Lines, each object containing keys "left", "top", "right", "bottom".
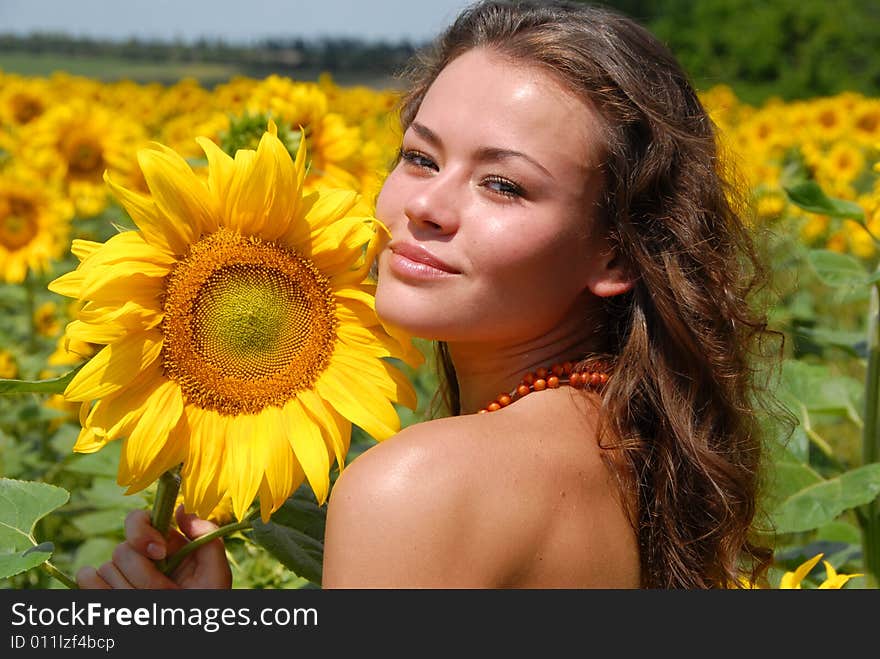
{"left": 0, "top": 0, "right": 475, "bottom": 44}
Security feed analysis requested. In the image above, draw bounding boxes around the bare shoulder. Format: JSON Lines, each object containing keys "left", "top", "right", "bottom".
{"left": 322, "top": 415, "right": 494, "bottom": 588}
{"left": 322, "top": 392, "right": 640, "bottom": 588}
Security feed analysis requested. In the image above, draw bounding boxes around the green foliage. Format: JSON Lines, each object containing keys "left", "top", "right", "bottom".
{"left": 771, "top": 463, "right": 880, "bottom": 533}
{"left": 601, "top": 0, "right": 880, "bottom": 102}
{"left": 0, "top": 367, "right": 81, "bottom": 395}
{"left": 760, "top": 175, "right": 880, "bottom": 585}
{"left": 0, "top": 478, "right": 69, "bottom": 580}
{"left": 249, "top": 486, "right": 326, "bottom": 587}
{"left": 219, "top": 113, "right": 303, "bottom": 159}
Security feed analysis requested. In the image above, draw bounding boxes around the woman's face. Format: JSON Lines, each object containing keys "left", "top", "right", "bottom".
{"left": 375, "top": 47, "right": 611, "bottom": 345}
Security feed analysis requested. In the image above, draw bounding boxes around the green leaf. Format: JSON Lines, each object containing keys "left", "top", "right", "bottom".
{"left": 770, "top": 462, "right": 880, "bottom": 533}
{"left": 793, "top": 326, "right": 867, "bottom": 358}
{"left": 806, "top": 249, "right": 871, "bottom": 288}
{"left": 784, "top": 180, "right": 865, "bottom": 221}
{"left": 71, "top": 538, "right": 118, "bottom": 575}
{"left": 71, "top": 509, "right": 128, "bottom": 535}
{"left": 0, "top": 478, "right": 70, "bottom": 580}
{"left": 814, "top": 520, "right": 863, "bottom": 545}
{"left": 64, "top": 441, "right": 122, "bottom": 477}
{"left": 777, "top": 359, "right": 862, "bottom": 418}
{"left": 0, "top": 366, "right": 81, "bottom": 396}
{"left": 249, "top": 487, "right": 325, "bottom": 586}
{"left": 763, "top": 436, "right": 822, "bottom": 509}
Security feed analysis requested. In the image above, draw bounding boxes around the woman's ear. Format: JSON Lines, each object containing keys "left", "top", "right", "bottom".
{"left": 585, "top": 248, "right": 635, "bottom": 298}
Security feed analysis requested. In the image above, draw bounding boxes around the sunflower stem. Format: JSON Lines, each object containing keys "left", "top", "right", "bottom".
{"left": 42, "top": 560, "right": 78, "bottom": 589}
{"left": 151, "top": 464, "right": 182, "bottom": 572}
{"left": 161, "top": 517, "right": 254, "bottom": 577}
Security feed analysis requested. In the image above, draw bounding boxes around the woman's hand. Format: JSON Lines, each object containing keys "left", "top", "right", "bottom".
{"left": 76, "top": 505, "right": 232, "bottom": 589}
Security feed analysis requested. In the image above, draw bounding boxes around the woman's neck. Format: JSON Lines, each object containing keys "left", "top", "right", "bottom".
{"left": 447, "top": 306, "right": 608, "bottom": 415}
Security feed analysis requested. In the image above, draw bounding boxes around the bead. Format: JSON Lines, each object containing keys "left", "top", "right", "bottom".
{"left": 479, "top": 359, "right": 611, "bottom": 412}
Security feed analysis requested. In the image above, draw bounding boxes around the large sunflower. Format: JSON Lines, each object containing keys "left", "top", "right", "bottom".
{"left": 49, "top": 122, "right": 422, "bottom": 522}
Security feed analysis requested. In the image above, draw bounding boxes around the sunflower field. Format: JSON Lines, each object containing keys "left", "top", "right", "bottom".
{"left": 0, "top": 68, "right": 878, "bottom": 590}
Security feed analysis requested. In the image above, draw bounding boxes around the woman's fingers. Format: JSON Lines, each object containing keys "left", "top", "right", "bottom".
{"left": 123, "top": 509, "right": 169, "bottom": 560}
{"left": 172, "top": 506, "right": 233, "bottom": 588}
{"left": 110, "top": 542, "right": 180, "bottom": 590}
{"left": 75, "top": 565, "right": 111, "bottom": 589}
{"left": 175, "top": 505, "right": 220, "bottom": 540}
{"left": 96, "top": 560, "right": 133, "bottom": 589}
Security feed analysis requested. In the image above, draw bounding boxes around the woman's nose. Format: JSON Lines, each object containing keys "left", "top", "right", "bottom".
{"left": 402, "top": 173, "right": 460, "bottom": 235}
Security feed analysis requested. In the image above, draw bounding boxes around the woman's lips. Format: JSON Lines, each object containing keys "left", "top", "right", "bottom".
{"left": 388, "top": 242, "right": 461, "bottom": 279}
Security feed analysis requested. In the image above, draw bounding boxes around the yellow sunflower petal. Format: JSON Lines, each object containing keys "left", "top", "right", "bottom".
{"left": 316, "top": 364, "right": 402, "bottom": 441}
{"left": 196, "top": 136, "right": 235, "bottom": 221}
{"left": 137, "top": 143, "right": 215, "bottom": 242}
{"left": 780, "top": 553, "right": 824, "bottom": 589}
{"left": 256, "top": 404, "right": 299, "bottom": 521}
{"left": 81, "top": 264, "right": 170, "bottom": 300}
{"left": 332, "top": 347, "right": 418, "bottom": 411}
{"left": 78, "top": 230, "right": 176, "bottom": 268}
{"left": 284, "top": 188, "right": 358, "bottom": 248}
{"left": 78, "top": 299, "right": 162, "bottom": 330}
{"left": 82, "top": 271, "right": 165, "bottom": 308}
{"left": 70, "top": 239, "right": 102, "bottom": 262}
{"left": 283, "top": 398, "right": 331, "bottom": 506}
{"left": 117, "top": 380, "right": 185, "bottom": 491}
{"left": 47, "top": 269, "right": 85, "bottom": 298}
{"left": 298, "top": 388, "right": 351, "bottom": 473}
{"left": 307, "top": 218, "right": 378, "bottom": 276}
{"left": 103, "top": 173, "right": 187, "bottom": 257}
{"left": 64, "top": 331, "right": 163, "bottom": 401}
{"left": 335, "top": 296, "right": 381, "bottom": 328}
{"left": 225, "top": 413, "right": 266, "bottom": 521}
{"left": 72, "top": 426, "right": 108, "bottom": 453}
{"left": 180, "top": 407, "right": 227, "bottom": 519}
{"left": 85, "top": 360, "right": 165, "bottom": 442}
{"left": 244, "top": 127, "right": 300, "bottom": 242}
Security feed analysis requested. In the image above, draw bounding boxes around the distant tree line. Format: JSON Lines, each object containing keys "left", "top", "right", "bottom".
{"left": 0, "top": 32, "right": 422, "bottom": 80}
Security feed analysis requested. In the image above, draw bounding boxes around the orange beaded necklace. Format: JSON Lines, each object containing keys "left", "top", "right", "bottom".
{"left": 478, "top": 359, "right": 612, "bottom": 414}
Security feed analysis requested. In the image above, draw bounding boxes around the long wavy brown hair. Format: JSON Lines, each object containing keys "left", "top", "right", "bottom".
{"left": 390, "top": 0, "right": 787, "bottom": 588}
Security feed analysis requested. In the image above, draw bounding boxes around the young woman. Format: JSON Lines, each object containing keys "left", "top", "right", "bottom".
{"left": 77, "top": 0, "right": 780, "bottom": 590}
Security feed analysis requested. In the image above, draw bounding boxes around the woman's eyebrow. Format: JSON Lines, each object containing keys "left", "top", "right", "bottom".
{"left": 410, "top": 121, "right": 441, "bottom": 146}
{"left": 474, "top": 146, "right": 554, "bottom": 180}
{"left": 409, "top": 121, "right": 553, "bottom": 179}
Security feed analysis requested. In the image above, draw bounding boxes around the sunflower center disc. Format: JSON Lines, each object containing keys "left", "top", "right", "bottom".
{"left": 162, "top": 228, "right": 337, "bottom": 415}
{"left": 12, "top": 94, "right": 43, "bottom": 124}
{"left": 0, "top": 196, "right": 38, "bottom": 250}
{"left": 63, "top": 137, "right": 105, "bottom": 181}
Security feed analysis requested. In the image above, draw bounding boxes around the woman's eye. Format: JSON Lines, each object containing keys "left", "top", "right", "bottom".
{"left": 483, "top": 175, "right": 524, "bottom": 198}
{"left": 399, "top": 149, "right": 437, "bottom": 171}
